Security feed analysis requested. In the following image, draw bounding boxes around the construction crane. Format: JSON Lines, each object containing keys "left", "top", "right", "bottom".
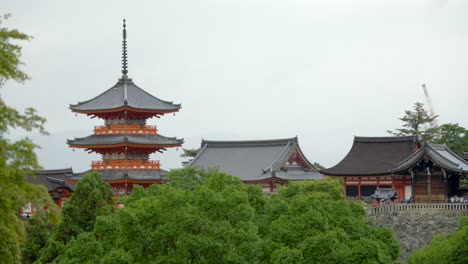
{"left": 422, "top": 84, "right": 439, "bottom": 129}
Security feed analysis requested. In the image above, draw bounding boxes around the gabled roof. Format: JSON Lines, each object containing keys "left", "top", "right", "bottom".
{"left": 27, "top": 168, "right": 74, "bottom": 192}
{"left": 189, "top": 137, "right": 323, "bottom": 181}
{"left": 321, "top": 136, "right": 419, "bottom": 176}
{"left": 391, "top": 143, "right": 468, "bottom": 174}
{"left": 67, "top": 134, "right": 183, "bottom": 147}
{"left": 70, "top": 77, "right": 181, "bottom": 113}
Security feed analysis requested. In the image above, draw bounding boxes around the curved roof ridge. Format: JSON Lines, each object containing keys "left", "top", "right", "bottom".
{"left": 201, "top": 137, "right": 296, "bottom": 148}
{"left": 262, "top": 139, "right": 293, "bottom": 173}
{"left": 131, "top": 81, "right": 181, "bottom": 107}
{"left": 389, "top": 146, "right": 426, "bottom": 173}
{"left": 70, "top": 81, "right": 121, "bottom": 107}
{"left": 187, "top": 143, "right": 208, "bottom": 167}
{"left": 426, "top": 144, "right": 464, "bottom": 168}
{"left": 34, "top": 168, "right": 73, "bottom": 174}
{"left": 354, "top": 135, "right": 418, "bottom": 143}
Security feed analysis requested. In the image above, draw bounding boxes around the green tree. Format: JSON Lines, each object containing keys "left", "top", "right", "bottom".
{"left": 312, "top": 162, "right": 325, "bottom": 170}
{"left": 180, "top": 148, "right": 200, "bottom": 167}
{"left": 433, "top": 123, "right": 468, "bottom": 156}
{"left": 406, "top": 216, "right": 468, "bottom": 264}
{"left": 21, "top": 211, "right": 56, "bottom": 263}
{"left": 51, "top": 168, "right": 400, "bottom": 263}
{"left": 0, "top": 14, "right": 59, "bottom": 264}
{"left": 36, "top": 171, "right": 114, "bottom": 263}
{"left": 388, "top": 102, "right": 438, "bottom": 142}
{"left": 262, "top": 180, "right": 400, "bottom": 263}
{"left": 57, "top": 168, "right": 262, "bottom": 263}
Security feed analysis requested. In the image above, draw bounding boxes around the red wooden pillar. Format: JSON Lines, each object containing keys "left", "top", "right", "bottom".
{"left": 358, "top": 177, "right": 362, "bottom": 200}
{"left": 343, "top": 177, "right": 347, "bottom": 197}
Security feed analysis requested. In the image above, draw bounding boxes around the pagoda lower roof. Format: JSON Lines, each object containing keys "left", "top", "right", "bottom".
{"left": 69, "top": 77, "right": 181, "bottom": 114}
{"left": 70, "top": 169, "right": 168, "bottom": 181}
{"left": 67, "top": 134, "right": 183, "bottom": 148}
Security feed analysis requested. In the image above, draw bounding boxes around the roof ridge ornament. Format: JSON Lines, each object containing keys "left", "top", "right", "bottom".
{"left": 121, "top": 19, "right": 128, "bottom": 78}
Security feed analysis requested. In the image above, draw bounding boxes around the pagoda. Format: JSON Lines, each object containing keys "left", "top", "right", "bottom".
{"left": 67, "top": 20, "right": 183, "bottom": 193}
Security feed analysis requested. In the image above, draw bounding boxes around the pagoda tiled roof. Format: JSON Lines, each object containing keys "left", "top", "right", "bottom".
{"left": 321, "top": 136, "right": 419, "bottom": 176}
{"left": 69, "top": 77, "right": 181, "bottom": 113}
{"left": 390, "top": 143, "right": 468, "bottom": 174}
{"left": 189, "top": 137, "right": 323, "bottom": 181}
{"left": 71, "top": 169, "right": 168, "bottom": 181}
{"left": 67, "top": 134, "right": 183, "bottom": 147}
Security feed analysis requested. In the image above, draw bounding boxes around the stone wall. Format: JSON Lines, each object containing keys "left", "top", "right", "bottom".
{"left": 367, "top": 210, "right": 468, "bottom": 262}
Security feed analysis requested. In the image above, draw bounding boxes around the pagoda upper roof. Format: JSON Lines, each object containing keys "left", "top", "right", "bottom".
{"left": 67, "top": 134, "right": 183, "bottom": 148}
{"left": 69, "top": 77, "right": 181, "bottom": 114}
{"left": 321, "top": 136, "right": 420, "bottom": 176}
{"left": 189, "top": 137, "right": 323, "bottom": 182}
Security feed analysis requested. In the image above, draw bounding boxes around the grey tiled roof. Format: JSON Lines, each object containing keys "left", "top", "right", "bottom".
{"left": 391, "top": 143, "right": 468, "bottom": 174}
{"left": 70, "top": 77, "right": 181, "bottom": 112}
{"left": 189, "top": 137, "right": 323, "bottom": 181}
{"left": 27, "top": 168, "right": 75, "bottom": 192}
{"left": 71, "top": 169, "right": 168, "bottom": 181}
{"left": 67, "top": 134, "right": 183, "bottom": 146}
{"left": 321, "top": 136, "right": 419, "bottom": 176}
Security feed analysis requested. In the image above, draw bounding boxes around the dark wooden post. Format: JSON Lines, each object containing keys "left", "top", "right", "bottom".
{"left": 427, "top": 167, "right": 432, "bottom": 203}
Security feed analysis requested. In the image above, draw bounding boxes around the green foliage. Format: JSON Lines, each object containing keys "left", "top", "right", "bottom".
{"left": 0, "top": 14, "right": 31, "bottom": 85}
{"left": 406, "top": 217, "right": 468, "bottom": 264}
{"left": 313, "top": 162, "right": 326, "bottom": 170}
{"left": 388, "top": 102, "right": 438, "bottom": 142}
{"left": 0, "top": 14, "right": 58, "bottom": 264}
{"left": 180, "top": 148, "right": 200, "bottom": 158}
{"left": 433, "top": 123, "right": 468, "bottom": 156}
{"left": 56, "top": 168, "right": 399, "bottom": 263}
{"left": 36, "top": 172, "right": 114, "bottom": 263}
{"left": 263, "top": 179, "right": 399, "bottom": 263}
{"left": 21, "top": 211, "right": 57, "bottom": 263}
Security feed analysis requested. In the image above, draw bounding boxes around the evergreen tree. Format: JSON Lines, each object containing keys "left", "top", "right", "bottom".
{"left": 36, "top": 171, "right": 114, "bottom": 263}
{"left": 388, "top": 102, "right": 438, "bottom": 142}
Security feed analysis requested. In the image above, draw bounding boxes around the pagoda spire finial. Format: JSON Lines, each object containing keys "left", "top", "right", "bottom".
{"left": 121, "top": 18, "right": 128, "bottom": 77}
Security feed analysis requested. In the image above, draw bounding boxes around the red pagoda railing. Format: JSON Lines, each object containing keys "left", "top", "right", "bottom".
{"left": 94, "top": 124, "right": 157, "bottom": 135}
{"left": 91, "top": 159, "right": 160, "bottom": 170}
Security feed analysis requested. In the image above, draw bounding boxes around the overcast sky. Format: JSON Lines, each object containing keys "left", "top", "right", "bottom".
{"left": 2, "top": 0, "right": 467, "bottom": 172}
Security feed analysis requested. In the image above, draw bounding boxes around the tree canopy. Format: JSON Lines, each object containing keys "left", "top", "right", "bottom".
{"left": 432, "top": 123, "right": 468, "bottom": 157}
{"left": 51, "top": 168, "right": 400, "bottom": 263}
{"left": 36, "top": 171, "right": 114, "bottom": 263}
{"left": 0, "top": 14, "right": 58, "bottom": 264}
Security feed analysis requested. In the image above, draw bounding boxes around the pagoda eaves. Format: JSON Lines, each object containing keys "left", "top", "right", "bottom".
{"left": 70, "top": 77, "right": 181, "bottom": 119}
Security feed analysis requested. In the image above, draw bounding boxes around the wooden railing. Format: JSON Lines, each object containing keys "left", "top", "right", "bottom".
{"left": 91, "top": 159, "right": 160, "bottom": 170}
{"left": 367, "top": 203, "right": 468, "bottom": 215}
{"left": 94, "top": 124, "right": 157, "bottom": 135}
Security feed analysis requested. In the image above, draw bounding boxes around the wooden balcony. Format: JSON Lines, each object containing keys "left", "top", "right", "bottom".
{"left": 94, "top": 124, "right": 157, "bottom": 135}
{"left": 91, "top": 159, "right": 161, "bottom": 170}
